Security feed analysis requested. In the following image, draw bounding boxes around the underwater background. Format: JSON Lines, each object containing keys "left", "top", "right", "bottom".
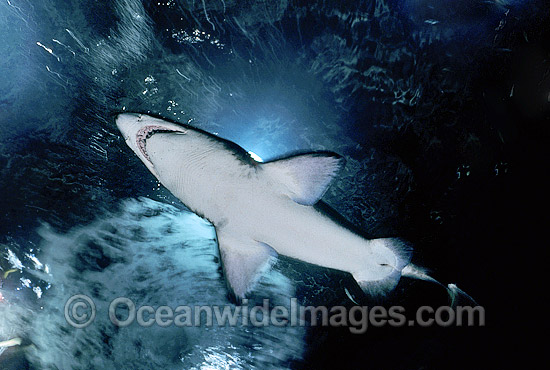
{"left": 0, "top": 0, "right": 547, "bottom": 369}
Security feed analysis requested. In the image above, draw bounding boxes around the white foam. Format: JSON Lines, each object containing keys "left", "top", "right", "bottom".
{"left": 13, "top": 197, "right": 305, "bottom": 369}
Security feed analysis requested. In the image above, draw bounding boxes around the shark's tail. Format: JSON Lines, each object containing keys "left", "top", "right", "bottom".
{"left": 350, "top": 238, "right": 477, "bottom": 306}
{"left": 402, "top": 264, "right": 478, "bottom": 306}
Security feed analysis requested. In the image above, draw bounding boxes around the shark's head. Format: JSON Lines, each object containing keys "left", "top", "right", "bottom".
{"left": 116, "top": 113, "right": 188, "bottom": 177}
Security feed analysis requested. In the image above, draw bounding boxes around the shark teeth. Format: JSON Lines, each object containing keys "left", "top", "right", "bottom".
{"left": 136, "top": 125, "right": 186, "bottom": 162}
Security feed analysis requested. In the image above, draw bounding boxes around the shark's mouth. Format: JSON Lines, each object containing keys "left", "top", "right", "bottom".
{"left": 136, "top": 125, "right": 187, "bottom": 162}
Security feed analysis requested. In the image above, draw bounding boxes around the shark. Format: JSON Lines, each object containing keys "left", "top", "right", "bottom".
{"left": 116, "top": 113, "right": 466, "bottom": 302}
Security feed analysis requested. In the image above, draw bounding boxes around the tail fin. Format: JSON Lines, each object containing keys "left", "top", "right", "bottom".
{"left": 402, "top": 264, "right": 478, "bottom": 306}
{"left": 447, "top": 283, "right": 478, "bottom": 306}
{"left": 353, "top": 238, "right": 412, "bottom": 297}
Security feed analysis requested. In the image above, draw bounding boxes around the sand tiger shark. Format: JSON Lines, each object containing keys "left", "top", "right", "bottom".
{"left": 116, "top": 113, "right": 468, "bottom": 302}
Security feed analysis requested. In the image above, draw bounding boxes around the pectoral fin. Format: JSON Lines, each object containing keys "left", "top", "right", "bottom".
{"left": 216, "top": 231, "right": 277, "bottom": 300}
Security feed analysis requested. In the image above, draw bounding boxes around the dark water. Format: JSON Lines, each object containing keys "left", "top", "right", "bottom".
{"left": 1, "top": 0, "right": 547, "bottom": 368}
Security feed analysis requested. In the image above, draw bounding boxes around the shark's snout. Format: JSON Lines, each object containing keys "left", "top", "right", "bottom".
{"left": 116, "top": 113, "right": 190, "bottom": 176}
{"left": 119, "top": 112, "right": 142, "bottom": 118}
{"left": 115, "top": 113, "right": 143, "bottom": 139}
{"left": 116, "top": 113, "right": 187, "bottom": 139}
{"left": 116, "top": 112, "right": 142, "bottom": 120}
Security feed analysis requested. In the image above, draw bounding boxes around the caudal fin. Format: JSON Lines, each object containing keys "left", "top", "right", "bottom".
{"left": 402, "top": 264, "right": 478, "bottom": 306}
{"left": 447, "top": 283, "right": 478, "bottom": 306}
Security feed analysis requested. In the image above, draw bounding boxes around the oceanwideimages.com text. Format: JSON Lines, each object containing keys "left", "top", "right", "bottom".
{"left": 65, "top": 295, "right": 485, "bottom": 334}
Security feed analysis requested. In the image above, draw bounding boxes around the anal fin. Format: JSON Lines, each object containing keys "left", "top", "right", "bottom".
{"left": 216, "top": 231, "right": 277, "bottom": 301}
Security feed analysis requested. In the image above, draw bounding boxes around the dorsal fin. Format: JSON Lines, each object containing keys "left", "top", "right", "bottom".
{"left": 262, "top": 152, "right": 345, "bottom": 205}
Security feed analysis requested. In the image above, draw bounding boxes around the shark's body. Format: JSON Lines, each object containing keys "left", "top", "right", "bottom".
{"left": 117, "top": 113, "right": 413, "bottom": 299}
